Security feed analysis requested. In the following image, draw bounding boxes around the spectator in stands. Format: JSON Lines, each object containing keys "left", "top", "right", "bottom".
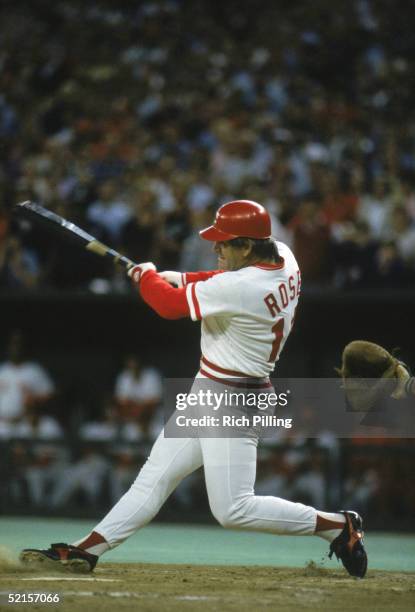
{"left": 0, "top": 332, "right": 63, "bottom": 507}
{"left": 288, "top": 194, "right": 331, "bottom": 282}
{"left": 382, "top": 206, "right": 415, "bottom": 264}
{"left": 285, "top": 452, "right": 327, "bottom": 510}
{"left": 332, "top": 220, "right": 379, "bottom": 289}
{"left": 321, "top": 171, "right": 359, "bottom": 226}
{"left": 343, "top": 457, "right": 380, "bottom": 516}
{"left": 0, "top": 205, "right": 9, "bottom": 242}
{"left": 108, "top": 447, "right": 143, "bottom": 504}
{"left": 403, "top": 176, "right": 415, "bottom": 220}
{"left": 187, "top": 167, "right": 216, "bottom": 212}
{"left": 179, "top": 207, "right": 218, "bottom": 271}
{"left": 80, "top": 399, "right": 154, "bottom": 445}
{"left": 2, "top": 1, "right": 415, "bottom": 290}
{"left": 371, "top": 241, "right": 409, "bottom": 288}
{"left": 5, "top": 442, "right": 30, "bottom": 507}
{"left": 13, "top": 410, "right": 62, "bottom": 440}
{"left": 158, "top": 175, "right": 192, "bottom": 270}
{"left": 114, "top": 355, "right": 163, "bottom": 440}
{"left": 211, "top": 126, "right": 263, "bottom": 191}
{"left": 14, "top": 423, "right": 66, "bottom": 509}
{"left": 0, "top": 331, "right": 55, "bottom": 432}
{"left": 121, "top": 184, "right": 160, "bottom": 264}
{"left": 358, "top": 177, "right": 392, "bottom": 239}
{"left": 86, "top": 179, "right": 132, "bottom": 244}
{"left": 80, "top": 402, "right": 120, "bottom": 443}
{"left": 255, "top": 449, "right": 291, "bottom": 497}
{"left": 24, "top": 444, "right": 67, "bottom": 508}
{"left": 80, "top": 400, "right": 149, "bottom": 504}
{"left": 0, "top": 236, "right": 40, "bottom": 289}
{"left": 50, "top": 447, "right": 110, "bottom": 510}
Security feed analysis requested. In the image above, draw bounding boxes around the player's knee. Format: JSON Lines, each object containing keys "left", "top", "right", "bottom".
{"left": 211, "top": 507, "right": 234, "bottom": 528}
{"left": 210, "top": 502, "right": 241, "bottom": 529}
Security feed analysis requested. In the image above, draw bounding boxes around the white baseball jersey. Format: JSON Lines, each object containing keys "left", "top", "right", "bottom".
{"left": 185, "top": 241, "right": 301, "bottom": 378}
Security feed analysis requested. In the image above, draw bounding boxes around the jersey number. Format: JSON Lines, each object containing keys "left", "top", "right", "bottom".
{"left": 268, "top": 318, "right": 284, "bottom": 362}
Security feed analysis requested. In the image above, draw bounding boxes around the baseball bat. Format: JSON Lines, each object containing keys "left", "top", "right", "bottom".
{"left": 14, "top": 200, "right": 136, "bottom": 270}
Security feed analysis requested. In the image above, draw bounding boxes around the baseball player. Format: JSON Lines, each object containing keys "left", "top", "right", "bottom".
{"left": 20, "top": 201, "right": 367, "bottom": 578}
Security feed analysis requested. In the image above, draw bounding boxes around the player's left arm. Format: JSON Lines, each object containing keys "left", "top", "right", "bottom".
{"left": 129, "top": 264, "right": 190, "bottom": 320}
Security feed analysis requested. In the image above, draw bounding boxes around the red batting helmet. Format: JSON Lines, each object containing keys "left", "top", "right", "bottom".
{"left": 200, "top": 200, "right": 271, "bottom": 241}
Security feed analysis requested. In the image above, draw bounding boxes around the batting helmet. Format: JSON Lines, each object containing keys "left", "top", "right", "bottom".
{"left": 200, "top": 200, "right": 271, "bottom": 241}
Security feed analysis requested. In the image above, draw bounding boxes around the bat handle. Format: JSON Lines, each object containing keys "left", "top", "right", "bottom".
{"left": 116, "top": 255, "right": 136, "bottom": 271}
{"left": 91, "top": 243, "right": 136, "bottom": 270}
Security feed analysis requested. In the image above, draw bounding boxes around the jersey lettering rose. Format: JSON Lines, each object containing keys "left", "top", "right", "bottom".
{"left": 185, "top": 242, "right": 300, "bottom": 377}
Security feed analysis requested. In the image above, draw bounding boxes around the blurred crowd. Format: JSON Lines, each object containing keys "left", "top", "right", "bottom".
{"left": 1, "top": 0, "right": 415, "bottom": 292}
{"left": 1, "top": 330, "right": 413, "bottom": 525}
{"left": 1, "top": 331, "right": 164, "bottom": 509}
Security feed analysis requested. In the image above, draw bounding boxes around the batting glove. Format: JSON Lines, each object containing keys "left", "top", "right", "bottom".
{"left": 128, "top": 262, "right": 156, "bottom": 283}
{"left": 158, "top": 271, "right": 185, "bottom": 287}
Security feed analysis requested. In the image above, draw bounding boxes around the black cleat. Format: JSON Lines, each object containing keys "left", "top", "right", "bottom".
{"left": 329, "top": 511, "right": 368, "bottom": 578}
{"left": 19, "top": 543, "right": 98, "bottom": 573}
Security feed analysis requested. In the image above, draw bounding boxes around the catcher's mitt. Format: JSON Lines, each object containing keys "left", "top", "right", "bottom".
{"left": 338, "top": 340, "right": 413, "bottom": 411}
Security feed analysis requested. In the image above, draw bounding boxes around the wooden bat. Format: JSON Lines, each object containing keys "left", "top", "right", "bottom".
{"left": 14, "top": 200, "right": 136, "bottom": 270}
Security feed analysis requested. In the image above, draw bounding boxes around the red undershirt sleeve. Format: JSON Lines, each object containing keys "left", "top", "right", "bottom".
{"left": 138, "top": 270, "right": 190, "bottom": 319}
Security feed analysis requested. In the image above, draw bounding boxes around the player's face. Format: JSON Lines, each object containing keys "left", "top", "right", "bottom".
{"left": 214, "top": 242, "right": 247, "bottom": 271}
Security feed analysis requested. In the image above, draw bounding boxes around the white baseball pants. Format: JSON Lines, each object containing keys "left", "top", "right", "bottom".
{"left": 94, "top": 430, "right": 317, "bottom": 548}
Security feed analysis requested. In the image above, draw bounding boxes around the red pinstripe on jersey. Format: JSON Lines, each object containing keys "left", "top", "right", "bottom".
{"left": 192, "top": 283, "right": 202, "bottom": 319}
{"left": 186, "top": 283, "right": 202, "bottom": 321}
{"left": 201, "top": 355, "right": 253, "bottom": 378}
{"left": 199, "top": 368, "right": 272, "bottom": 389}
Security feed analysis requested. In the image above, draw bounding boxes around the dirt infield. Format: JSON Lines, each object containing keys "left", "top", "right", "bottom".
{"left": 1, "top": 561, "right": 415, "bottom": 611}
